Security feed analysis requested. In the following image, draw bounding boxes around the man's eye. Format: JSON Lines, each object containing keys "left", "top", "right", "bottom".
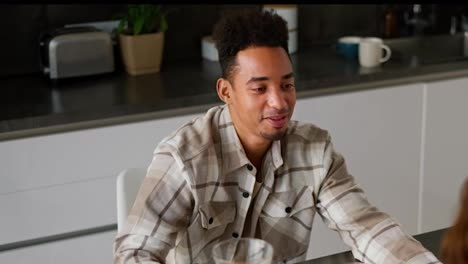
{"left": 253, "top": 87, "right": 266, "bottom": 92}
{"left": 283, "top": 83, "right": 295, "bottom": 90}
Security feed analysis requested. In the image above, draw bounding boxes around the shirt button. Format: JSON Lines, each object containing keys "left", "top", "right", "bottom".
{"left": 285, "top": 206, "right": 292, "bottom": 214}
{"left": 247, "top": 164, "right": 253, "bottom": 171}
{"left": 232, "top": 232, "right": 239, "bottom": 238}
{"left": 242, "top": 192, "right": 250, "bottom": 198}
{"left": 209, "top": 217, "right": 214, "bottom": 224}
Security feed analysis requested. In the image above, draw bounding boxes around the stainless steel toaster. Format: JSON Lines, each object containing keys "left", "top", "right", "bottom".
{"left": 39, "top": 26, "right": 114, "bottom": 79}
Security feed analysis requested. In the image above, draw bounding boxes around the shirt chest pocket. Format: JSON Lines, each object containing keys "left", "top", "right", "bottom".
{"left": 198, "top": 201, "right": 236, "bottom": 229}
{"left": 259, "top": 186, "right": 316, "bottom": 261}
{"left": 177, "top": 201, "right": 236, "bottom": 263}
{"left": 175, "top": 201, "right": 237, "bottom": 263}
{"left": 262, "top": 186, "right": 316, "bottom": 219}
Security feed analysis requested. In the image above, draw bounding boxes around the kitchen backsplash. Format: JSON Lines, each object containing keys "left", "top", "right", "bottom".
{"left": 0, "top": 4, "right": 467, "bottom": 77}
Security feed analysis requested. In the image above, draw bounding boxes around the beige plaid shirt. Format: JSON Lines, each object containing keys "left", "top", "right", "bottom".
{"left": 113, "top": 105, "right": 440, "bottom": 264}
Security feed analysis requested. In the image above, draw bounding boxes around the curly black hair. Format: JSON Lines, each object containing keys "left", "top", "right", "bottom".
{"left": 212, "top": 8, "right": 289, "bottom": 81}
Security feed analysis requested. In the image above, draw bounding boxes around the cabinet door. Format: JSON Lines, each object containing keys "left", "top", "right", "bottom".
{"left": 422, "top": 77, "right": 468, "bottom": 232}
{"left": 0, "top": 230, "right": 116, "bottom": 264}
{"left": 0, "top": 112, "right": 200, "bottom": 244}
{"left": 293, "top": 83, "right": 425, "bottom": 259}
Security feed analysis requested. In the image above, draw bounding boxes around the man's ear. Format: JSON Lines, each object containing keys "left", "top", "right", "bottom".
{"left": 216, "top": 78, "right": 232, "bottom": 104}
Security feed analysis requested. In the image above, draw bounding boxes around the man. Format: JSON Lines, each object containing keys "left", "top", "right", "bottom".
{"left": 113, "top": 8, "right": 441, "bottom": 264}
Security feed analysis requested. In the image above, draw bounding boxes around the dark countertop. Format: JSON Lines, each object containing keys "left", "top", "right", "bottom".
{"left": 2, "top": 43, "right": 468, "bottom": 141}
{"left": 301, "top": 228, "right": 447, "bottom": 264}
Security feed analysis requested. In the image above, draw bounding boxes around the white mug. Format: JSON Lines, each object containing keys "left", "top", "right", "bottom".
{"left": 359, "top": 37, "right": 391, "bottom": 67}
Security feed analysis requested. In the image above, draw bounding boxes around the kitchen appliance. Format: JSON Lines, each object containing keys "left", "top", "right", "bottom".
{"left": 39, "top": 26, "right": 114, "bottom": 79}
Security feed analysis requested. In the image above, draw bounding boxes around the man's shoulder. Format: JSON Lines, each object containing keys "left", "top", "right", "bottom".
{"left": 156, "top": 105, "right": 223, "bottom": 159}
{"left": 286, "top": 120, "right": 330, "bottom": 143}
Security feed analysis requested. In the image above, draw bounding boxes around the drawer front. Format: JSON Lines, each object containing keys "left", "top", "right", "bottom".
{"left": 0, "top": 176, "right": 116, "bottom": 245}
{"left": 0, "top": 113, "right": 199, "bottom": 195}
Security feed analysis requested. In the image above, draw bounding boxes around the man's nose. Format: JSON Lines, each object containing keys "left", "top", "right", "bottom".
{"left": 267, "top": 88, "right": 288, "bottom": 110}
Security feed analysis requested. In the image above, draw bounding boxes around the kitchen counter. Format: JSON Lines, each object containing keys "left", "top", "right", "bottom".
{"left": 302, "top": 228, "right": 446, "bottom": 263}
{"left": 2, "top": 43, "right": 468, "bottom": 141}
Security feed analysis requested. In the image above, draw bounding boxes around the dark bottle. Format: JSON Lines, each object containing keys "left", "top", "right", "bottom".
{"left": 384, "top": 5, "right": 398, "bottom": 38}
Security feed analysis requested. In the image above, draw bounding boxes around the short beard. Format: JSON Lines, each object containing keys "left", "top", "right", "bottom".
{"left": 260, "top": 130, "right": 287, "bottom": 141}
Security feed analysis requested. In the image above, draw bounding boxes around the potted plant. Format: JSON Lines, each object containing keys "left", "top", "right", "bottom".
{"left": 116, "top": 5, "right": 168, "bottom": 76}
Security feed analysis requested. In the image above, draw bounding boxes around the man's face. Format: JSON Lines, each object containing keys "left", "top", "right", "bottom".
{"left": 219, "top": 46, "right": 296, "bottom": 145}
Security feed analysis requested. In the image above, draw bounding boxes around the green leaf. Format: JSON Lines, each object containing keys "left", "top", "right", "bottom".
{"left": 116, "top": 18, "right": 127, "bottom": 34}
{"left": 160, "top": 16, "right": 168, "bottom": 32}
{"left": 117, "top": 4, "right": 168, "bottom": 35}
{"left": 134, "top": 17, "right": 144, "bottom": 35}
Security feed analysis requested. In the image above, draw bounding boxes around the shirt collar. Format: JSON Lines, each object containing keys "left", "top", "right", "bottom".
{"left": 270, "top": 139, "right": 284, "bottom": 170}
{"left": 218, "top": 105, "right": 284, "bottom": 175}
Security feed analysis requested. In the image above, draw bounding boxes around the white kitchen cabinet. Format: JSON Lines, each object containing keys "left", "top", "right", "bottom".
{"left": 421, "top": 76, "right": 468, "bottom": 233}
{"left": 0, "top": 230, "right": 117, "bottom": 264}
{"left": 0, "top": 112, "right": 201, "bottom": 245}
{"left": 293, "top": 83, "right": 425, "bottom": 259}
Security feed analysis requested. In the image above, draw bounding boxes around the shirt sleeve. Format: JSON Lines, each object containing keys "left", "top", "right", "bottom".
{"left": 113, "top": 145, "right": 194, "bottom": 264}
{"left": 315, "top": 135, "right": 441, "bottom": 263}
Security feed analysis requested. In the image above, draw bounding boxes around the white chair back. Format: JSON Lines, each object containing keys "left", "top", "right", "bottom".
{"left": 115, "top": 167, "right": 177, "bottom": 263}
{"left": 116, "top": 168, "right": 146, "bottom": 232}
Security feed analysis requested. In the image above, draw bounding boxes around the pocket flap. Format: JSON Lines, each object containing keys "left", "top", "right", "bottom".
{"left": 262, "top": 186, "right": 315, "bottom": 218}
{"left": 198, "top": 201, "right": 236, "bottom": 229}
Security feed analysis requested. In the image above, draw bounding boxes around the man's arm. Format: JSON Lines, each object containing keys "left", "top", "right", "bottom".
{"left": 315, "top": 136, "right": 441, "bottom": 263}
{"left": 113, "top": 147, "right": 194, "bottom": 264}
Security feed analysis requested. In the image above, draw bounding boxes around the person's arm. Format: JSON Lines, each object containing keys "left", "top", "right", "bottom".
{"left": 315, "top": 135, "right": 441, "bottom": 263}
{"left": 113, "top": 145, "right": 194, "bottom": 264}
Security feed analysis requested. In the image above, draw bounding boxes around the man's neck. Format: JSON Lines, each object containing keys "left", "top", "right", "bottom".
{"left": 227, "top": 107, "right": 272, "bottom": 170}
{"left": 238, "top": 135, "right": 271, "bottom": 171}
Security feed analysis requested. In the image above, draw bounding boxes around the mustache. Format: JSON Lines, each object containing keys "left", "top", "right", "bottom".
{"left": 263, "top": 108, "right": 291, "bottom": 118}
